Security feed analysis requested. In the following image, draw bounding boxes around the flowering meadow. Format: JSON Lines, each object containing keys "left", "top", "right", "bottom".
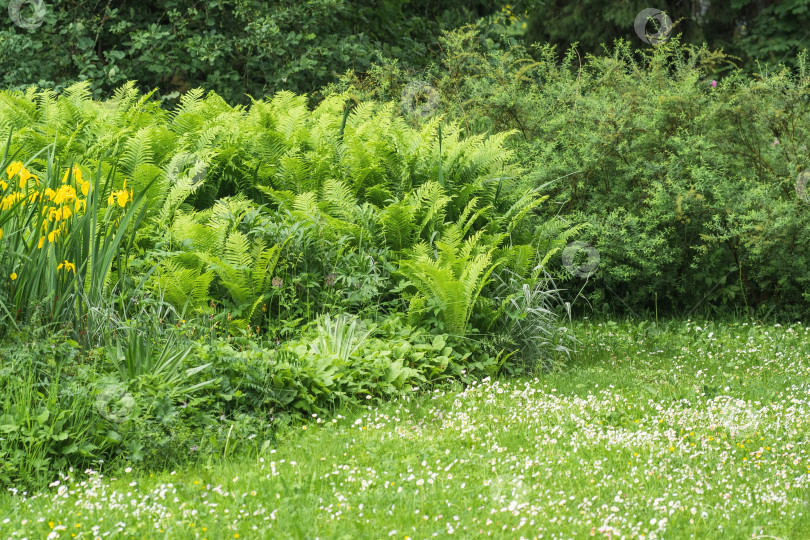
{"left": 1, "top": 320, "right": 807, "bottom": 539}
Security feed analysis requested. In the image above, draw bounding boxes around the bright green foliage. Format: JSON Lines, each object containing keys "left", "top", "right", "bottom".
{"left": 312, "top": 314, "right": 375, "bottom": 364}
{"left": 105, "top": 331, "right": 215, "bottom": 400}
{"left": 339, "top": 29, "right": 810, "bottom": 317}
{"left": 400, "top": 219, "right": 502, "bottom": 336}
{"left": 153, "top": 196, "right": 284, "bottom": 332}
{"left": 0, "top": 81, "right": 572, "bottom": 490}
{"left": 0, "top": 330, "right": 113, "bottom": 488}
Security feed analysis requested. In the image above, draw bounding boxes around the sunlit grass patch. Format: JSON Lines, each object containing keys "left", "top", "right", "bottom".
{"left": 1, "top": 320, "right": 808, "bottom": 539}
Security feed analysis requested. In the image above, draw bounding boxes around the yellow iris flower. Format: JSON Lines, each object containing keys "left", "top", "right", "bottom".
{"left": 5, "top": 161, "right": 23, "bottom": 179}
{"left": 108, "top": 179, "right": 132, "bottom": 207}
{"left": 57, "top": 260, "right": 76, "bottom": 273}
{"left": 61, "top": 165, "right": 82, "bottom": 184}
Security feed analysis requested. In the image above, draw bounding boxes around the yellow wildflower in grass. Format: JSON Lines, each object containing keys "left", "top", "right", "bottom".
{"left": 0, "top": 179, "right": 7, "bottom": 191}
{"left": 53, "top": 185, "right": 77, "bottom": 205}
{"left": 117, "top": 188, "right": 131, "bottom": 207}
{"left": 5, "top": 161, "right": 23, "bottom": 180}
{"left": 19, "top": 168, "right": 38, "bottom": 188}
{"left": 1, "top": 192, "right": 24, "bottom": 210}
{"left": 4, "top": 162, "right": 39, "bottom": 188}
{"left": 47, "top": 228, "right": 61, "bottom": 243}
{"left": 47, "top": 206, "right": 73, "bottom": 222}
{"left": 0, "top": 227, "right": 2, "bottom": 240}
{"left": 108, "top": 179, "right": 132, "bottom": 207}
{"left": 62, "top": 165, "right": 82, "bottom": 185}
{"left": 10, "top": 273, "right": 16, "bottom": 281}
{"left": 38, "top": 236, "right": 45, "bottom": 249}
{"left": 57, "top": 260, "right": 76, "bottom": 273}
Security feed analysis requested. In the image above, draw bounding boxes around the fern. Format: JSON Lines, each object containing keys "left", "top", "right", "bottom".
{"left": 151, "top": 259, "right": 214, "bottom": 314}
{"left": 399, "top": 222, "right": 501, "bottom": 336}
{"left": 119, "top": 127, "right": 154, "bottom": 177}
{"left": 157, "top": 197, "right": 285, "bottom": 326}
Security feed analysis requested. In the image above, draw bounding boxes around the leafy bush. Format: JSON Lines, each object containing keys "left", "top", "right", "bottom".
{"left": 516, "top": 0, "right": 810, "bottom": 76}
{"left": 336, "top": 29, "right": 810, "bottom": 318}
{"left": 0, "top": 0, "right": 500, "bottom": 104}
{"left": 0, "top": 328, "right": 114, "bottom": 489}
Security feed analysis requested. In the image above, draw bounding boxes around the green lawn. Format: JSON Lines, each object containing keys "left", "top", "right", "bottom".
{"left": 2, "top": 320, "right": 809, "bottom": 539}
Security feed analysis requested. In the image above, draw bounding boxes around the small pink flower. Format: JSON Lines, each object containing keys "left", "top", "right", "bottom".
{"left": 711, "top": 80, "right": 717, "bottom": 87}
{"left": 772, "top": 138, "right": 780, "bottom": 146}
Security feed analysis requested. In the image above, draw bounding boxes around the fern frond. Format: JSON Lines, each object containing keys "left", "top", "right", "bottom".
{"left": 380, "top": 201, "right": 416, "bottom": 251}
{"left": 119, "top": 127, "right": 154, "bottom": 176}
{"left": 251, "top": 244, "right": 282, "bottom": 294}
{"left": 321, "top": 178, "right": 359, "bottom": 222}
{"left": 224, "top": 231, "right": 253, "bottom": 271}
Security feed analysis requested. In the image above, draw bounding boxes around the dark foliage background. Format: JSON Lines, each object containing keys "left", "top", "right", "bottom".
{"left": 0, "top": 0, "right": 499, "bottom": 104}
{"left": 3, "top": 0, "right": 810, "bottom": 105}
{"left": 515, "top": 0, "right": 810, "bottom": 75}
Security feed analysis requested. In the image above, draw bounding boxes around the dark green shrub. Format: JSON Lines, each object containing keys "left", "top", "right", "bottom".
{"left": 516, "top": 0, "right": 809, "bottom": 76}
{"left": 0, "top": 0, "right": 500, "bottom": 104}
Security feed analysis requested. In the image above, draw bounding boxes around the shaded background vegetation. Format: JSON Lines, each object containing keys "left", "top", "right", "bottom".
{"left": 519, "top": 0, "right": 810, "bottom": 75}
{"left": 0, "top": 0, "right": 501, "bottom": 104}
{"left": 2, "top": 0, "right": 809, "bottom": 102}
